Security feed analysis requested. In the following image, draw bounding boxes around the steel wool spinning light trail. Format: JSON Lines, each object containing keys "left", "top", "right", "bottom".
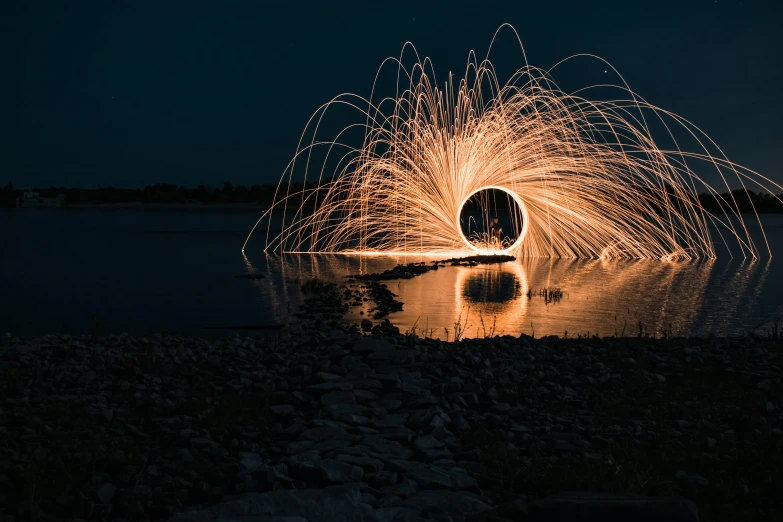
{"left": 244, "top": 25, "right": 781, "bottom": 260}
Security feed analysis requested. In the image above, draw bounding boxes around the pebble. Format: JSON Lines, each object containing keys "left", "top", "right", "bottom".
{"left": 1, "top": 304, "right": 779, "bottom": 521}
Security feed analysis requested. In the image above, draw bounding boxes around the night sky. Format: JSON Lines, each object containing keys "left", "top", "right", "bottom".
{"left": 4, "top": 0, "right": 782, "bottom": 189}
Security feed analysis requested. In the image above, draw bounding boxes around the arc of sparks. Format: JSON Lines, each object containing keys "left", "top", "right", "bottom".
{"left": 244, "top": 24, "right": 781, "bottom": 260}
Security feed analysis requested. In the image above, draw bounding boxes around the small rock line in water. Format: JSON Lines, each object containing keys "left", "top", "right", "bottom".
{"left": 345, "top": 254, "right": 517, "bottom": 322}
{"left": 352, "top": 255, "right": 516, "bottom": 282}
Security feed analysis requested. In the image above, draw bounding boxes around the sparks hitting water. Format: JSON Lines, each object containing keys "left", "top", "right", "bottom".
{"left": 244, "top": 25, "right": 781, "bottom": 260}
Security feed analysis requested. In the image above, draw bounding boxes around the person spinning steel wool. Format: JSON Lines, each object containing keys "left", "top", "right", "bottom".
{"left": 489, "top": 217, "right": 503, "bottom": 246}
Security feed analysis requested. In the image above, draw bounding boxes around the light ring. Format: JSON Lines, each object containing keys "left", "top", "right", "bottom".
{"left": 456, "top": 185, "right": 529, "bottom": 255}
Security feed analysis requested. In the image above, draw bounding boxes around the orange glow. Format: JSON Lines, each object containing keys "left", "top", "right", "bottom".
{"left": 244, "top": 25, "right": 781, "bottom": 260}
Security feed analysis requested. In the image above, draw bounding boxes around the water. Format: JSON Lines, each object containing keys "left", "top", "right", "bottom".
{"left": 1, "top": 208, "right": 782, "bottom": 337}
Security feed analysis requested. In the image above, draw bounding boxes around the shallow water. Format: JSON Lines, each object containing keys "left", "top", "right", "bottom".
{"left": 1, "top": 208, "right": 782, "bottom": 337}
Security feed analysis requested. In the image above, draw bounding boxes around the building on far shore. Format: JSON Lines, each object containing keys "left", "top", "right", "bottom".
{"left": 16, "top": 192, "right": 65, "bottom": 208}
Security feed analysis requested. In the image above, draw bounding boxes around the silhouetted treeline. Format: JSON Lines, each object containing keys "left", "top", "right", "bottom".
{"left": 2, "top": 182, "right": 782, "bottom": 213}
{"left": 698, "top": 190, "right": 783, "bottom": 214}
{"left": 474, "top": 185, "right": 783, "bottom": 215}
{"left": 1, "top": 184, "right": 17, "bottom": 207}
{"left": 0, "top": 182, "right": 326, "bottom": 207}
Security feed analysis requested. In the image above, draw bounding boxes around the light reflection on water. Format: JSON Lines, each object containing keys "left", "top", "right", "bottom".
{"left": 246, "top": 252, "right": 776, "bottom": 339}
{"left": 1, "top": 209, "right": 780, "bottom": 337}
{"left": 244, "top": 212, "right": 783, "bottom": 338}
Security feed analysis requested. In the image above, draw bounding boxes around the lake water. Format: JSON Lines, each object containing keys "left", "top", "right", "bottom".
{"left": 2, "top": 208, "right": 782, "bottom": 338}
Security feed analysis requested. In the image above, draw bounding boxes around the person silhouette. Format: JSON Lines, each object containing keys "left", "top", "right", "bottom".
{"left": 489, "top": 217, "right": 503, "bottom": 246}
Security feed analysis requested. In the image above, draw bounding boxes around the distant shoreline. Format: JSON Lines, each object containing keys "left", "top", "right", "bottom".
{"left": 3, "top": 203, "right": 781, "bottom": 216}
{"left": 8, "top": 202, "right": 280, "bottom": 211}
{"left": 71, "top": 202, "right": 271, "bottom": 210}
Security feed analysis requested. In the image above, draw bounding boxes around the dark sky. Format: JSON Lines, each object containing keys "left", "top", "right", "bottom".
{"left": 3, "top": 0, "right": 782, "bottom": 189}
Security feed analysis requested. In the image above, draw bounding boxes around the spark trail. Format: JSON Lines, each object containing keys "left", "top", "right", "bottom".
{"left": 245, "top": 25, "right": 781, "bottom": 260}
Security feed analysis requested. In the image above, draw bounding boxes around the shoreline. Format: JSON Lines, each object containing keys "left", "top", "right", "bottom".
{"left": 4, "top": 202, "right": 315, "bottom": 211}
{"left": 3, "top": 204, "right": 782, "bottom": 216}
{"left": 20, "top": 202, "right": 272, "bottom": 211}
{"left": 1, "top": 327, "right": 780, "bottom": 521}
{"left": 1, "top": 258, "right": 780, "bottom": 521}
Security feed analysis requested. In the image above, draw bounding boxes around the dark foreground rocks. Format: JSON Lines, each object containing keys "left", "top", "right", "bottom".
{"left": 0, "top": 326, "right": 780, "bottom": 521}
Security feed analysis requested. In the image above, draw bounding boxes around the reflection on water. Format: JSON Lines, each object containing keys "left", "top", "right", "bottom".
{"left": 254, "top": 253, "right": 776, "bottom": 339}
{"left": 461, "top": 267, "right": 524, "bottom": 305}
{"left": 1, "top": 209, "right": 780, "bottom": 337}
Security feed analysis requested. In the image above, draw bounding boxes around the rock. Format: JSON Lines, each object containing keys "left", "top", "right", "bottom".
{"left": 361, "top": 319, "right": 373, "bottom": 331}
{"left": 271, "top": 404, "right": 298, "bottom": 416}
{"left": 366, "top": 470, "right": 399, "bottom": 488}
{"left": 408, "top": 409, "right": 433, "bottom": 429}
{"left": 289, "top": 459, "right": 364, "bottom": 484}
{"left": 352, "top": 337, "right": 394, "bottom": 355}
{"left": 373, "top": 413, "right": 410, "bottom": 430}
{"left": 177, "top": 448, "right": 197, "bottom": 464}
{"left": 300, "top": 425, "right": 353, "bottom": 442}
{"left": 350, "top": 379, "right": 384, "bottom": 390}
{"left": 375, "top": 495, "right": 403, "bottom": 508}
{"left": 335, "top": 454, "right": 385, "bottom": 474}
{"left": 190, "top": 437, "right": 219, "bottom": 449}
{"left": 360, "top": 436, "right": 415, "bottom": 461}
{"left": 239, "top": 452, "right": 266, "bottom": 473}
{"left": 413, "top": 435, "right": 452, "bottom": 461}
{"left": 96, "top": 483, "right": 117, "bottom": 504}
{"left": 379, "top": 479, "right": 418, "bottom": 498}
{"left": 355, "top": 390, "right": 379, "bottom": 403}
{"left": 322, "top": 391, "right": 357, "bottom": 405}
{"left": 375, "top": 507, "right": 418, "bottom": 522}
{"left": 287, "top": 441, "right": 316, "bottom": 455}
{"left": 308, "top": 381, "right": 355, "bottom": 394}
{"left": 367, "top": 349, "right": 418, "bottom": 364}
{"left": 451, "top": 416, "right": 471, "bottom": 432}
{"left": 676, "top": 471, "right": 709, "bottom": 488}
{"left": 466, "top": 497, "right": 528, "bottom": 522}
{"left": 371, "top": 399, "right": 402, "bottom": 411}
{"left": 170, "top": 484, "right": 375, "bottom": 522}
{"left": 388, "top": 460, "right": 478, "bottom": 490}
{"left": 403, "top": 490, "right": 491, "bottom": 522}
{"left": 318, "top": 372, "right": 343, "bottom": 382}
{"left": 378, "top": 427, "right": 415, "bottom": 443}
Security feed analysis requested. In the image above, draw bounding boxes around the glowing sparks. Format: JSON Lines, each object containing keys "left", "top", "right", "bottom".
{"left": 245, "top": 25, "right": 781, "bottom": 260}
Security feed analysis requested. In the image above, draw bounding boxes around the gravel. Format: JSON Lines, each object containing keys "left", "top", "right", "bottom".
{"left": 0, "top": 278, "right": 780, "bottom": 521}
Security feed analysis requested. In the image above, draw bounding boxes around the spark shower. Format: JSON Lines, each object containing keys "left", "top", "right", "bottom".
{"left": 245, "top": 25, "right": 781, "bottom": 260}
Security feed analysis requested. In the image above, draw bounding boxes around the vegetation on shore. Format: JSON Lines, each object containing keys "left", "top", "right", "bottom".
{"left": 2, "top": 182, "right": 783, "bottom": 213}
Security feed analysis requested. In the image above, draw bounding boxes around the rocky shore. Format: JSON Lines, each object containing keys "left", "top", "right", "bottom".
{"left": 1, "top": 318, "right": 780, "bottom": 521}
{"left": 1, "top": 257, "right": 781, "bottom": 521}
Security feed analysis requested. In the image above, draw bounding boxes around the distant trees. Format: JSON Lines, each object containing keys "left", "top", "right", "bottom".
{"left": 698, "top": 190, "right": 783, "bottom": 214}
{"left": 11, "top": 183, "right": 283, "bottom": 205}
{"left": 3, "top": 182, "right": 782, "bottom": 213}
{"left": 0, "top": 183, "right": 16, "bottom": 207}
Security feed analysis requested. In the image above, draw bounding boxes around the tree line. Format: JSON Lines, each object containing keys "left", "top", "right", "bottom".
{"left": 0, "top": 182, "right": 308, "bottom": 207}
{"left": 1, "top": 182, "right": 782, "bottom": 213}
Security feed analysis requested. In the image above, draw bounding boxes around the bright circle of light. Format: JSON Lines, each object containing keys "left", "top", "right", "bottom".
{"left": 456, "top": 185, "right": 529, "bottom": 255}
